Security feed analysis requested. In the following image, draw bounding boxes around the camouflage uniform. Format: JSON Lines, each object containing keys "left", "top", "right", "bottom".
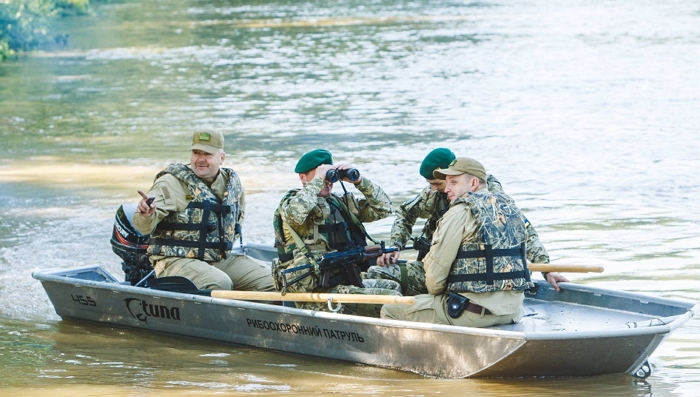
{"left": 363, "top": 260, "right": 428, "bottom": 297}
{"left": 365, "top": 175, "right": 536, "bottom": 295}
{"left": 289, "top": 282, "right": 402, "bottom": 318}
{"left": 272, "top": 176, "right": 401, "bottom": 317}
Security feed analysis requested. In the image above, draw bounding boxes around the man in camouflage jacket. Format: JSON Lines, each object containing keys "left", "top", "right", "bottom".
{"left": 272, "top": 149, "right": 401, "bottom": 317}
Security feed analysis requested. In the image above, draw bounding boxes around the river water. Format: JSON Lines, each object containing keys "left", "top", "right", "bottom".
{"left": 1, "top": 0, "right": 699, "bottom": 395}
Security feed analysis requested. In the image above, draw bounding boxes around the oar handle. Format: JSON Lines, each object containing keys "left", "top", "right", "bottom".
{"left": 529, "top": 263, "right": 604, "bottom": 273}
{"left": 211, "top": 290, "right": 416, "bottom": 305}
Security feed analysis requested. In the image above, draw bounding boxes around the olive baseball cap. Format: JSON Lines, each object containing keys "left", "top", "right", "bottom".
{"left": 419, "top": 148, "right": 455, "bottom": 179}
{"left": 433, "top": 157, "right": 487, "bottom": 181}
{"left": 294, "top": 149, "right": 333, "bottom": 173}
{"left": 189, "top": 130, "right": 224, "bottom": 154}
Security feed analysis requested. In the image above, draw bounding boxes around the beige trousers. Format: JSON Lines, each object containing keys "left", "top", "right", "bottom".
{"left": 380, "top": 293, "right": 523, "bottom": 328}
{"left": 154, "top": 254, "right": 275, "bottom": 291}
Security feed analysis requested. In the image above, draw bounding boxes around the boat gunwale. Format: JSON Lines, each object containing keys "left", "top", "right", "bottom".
{"left": 543, "top": 281, "right": 698, "bottom": 311}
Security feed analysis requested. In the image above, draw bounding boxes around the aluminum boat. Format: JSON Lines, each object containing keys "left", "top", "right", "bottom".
{"left": 33, "top": 244, "right": 697, "bottom": 378}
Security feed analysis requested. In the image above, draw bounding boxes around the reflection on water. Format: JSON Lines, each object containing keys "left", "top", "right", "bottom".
{"left": 1, "top": 0, "right": 700, "bottom": 395}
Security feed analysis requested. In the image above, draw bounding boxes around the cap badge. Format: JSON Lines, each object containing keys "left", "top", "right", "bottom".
{"left": 198, "top": 132, "right": 211, "bottom": 142}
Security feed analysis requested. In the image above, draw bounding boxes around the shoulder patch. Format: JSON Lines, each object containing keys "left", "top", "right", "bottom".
{"left": 402, "top": 193, "right": 422, "bottom": 210}
{"left": 160, "top": 186, "right": 174, "bottom": 205}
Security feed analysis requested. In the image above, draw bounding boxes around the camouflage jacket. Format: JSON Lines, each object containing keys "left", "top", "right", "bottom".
{"left": 389, "top": 187, "right": 450, "bottom": 249}
{"left": 276, "top": 177, "right": 391, "bottom": 247}
{"left": 271, "top": 176, "right": 392, "bottom": 292}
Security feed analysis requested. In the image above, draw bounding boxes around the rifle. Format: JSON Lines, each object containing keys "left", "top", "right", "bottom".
{"left": 411, "top": 236, "right": 431, "bottom": 261}
{"left": 319, "top": 243, "right": 398, "bottom": 288}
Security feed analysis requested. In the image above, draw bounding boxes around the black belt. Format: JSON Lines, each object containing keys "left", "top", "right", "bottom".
{"left": 447, "top": 292, "right": 493, "bottom": 318}
{"left": 464, "top": 302, "right": 492, "bottom": 315}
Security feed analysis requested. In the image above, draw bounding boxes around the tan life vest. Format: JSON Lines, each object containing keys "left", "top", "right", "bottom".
{"left": 147, "top": 164, "right": 242, "bottom": 262}
{"left": 446, "top": 192, "right": 534, "bottom": 294}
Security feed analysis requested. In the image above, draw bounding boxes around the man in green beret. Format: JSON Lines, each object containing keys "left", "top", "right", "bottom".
{"left": 365, "top": 148, "right": 568, "bottom": 295}
{"left": 388, "top": 147, "right": 458, "bottom": 261}
{"left": 271, "top": 149, "right": 401, "bottom": 317}
{"left": 380, "top": 158, "right": 534, "bottom": 327}
{"left": 133, "top": 130, "right": 275, "bottom": 292}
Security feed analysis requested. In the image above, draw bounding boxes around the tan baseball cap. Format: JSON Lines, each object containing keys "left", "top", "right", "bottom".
{"left": 433, "top": 157, "right": 486, "bottom": 181}
{"left": 189, "top": 130, "right": 224, "bottom": 154}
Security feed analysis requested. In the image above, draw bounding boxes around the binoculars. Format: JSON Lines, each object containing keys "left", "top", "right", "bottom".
{"left": 326, "top": 168, "right": 360, "bottom": 183}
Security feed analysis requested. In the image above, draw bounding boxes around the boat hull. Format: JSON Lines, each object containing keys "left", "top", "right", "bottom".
{"left": 33, "top": 264, "right": 696, "bottom": 378}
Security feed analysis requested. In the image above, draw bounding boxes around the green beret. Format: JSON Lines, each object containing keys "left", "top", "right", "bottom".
{"left": 294, "top": 149, "right": 333, "bottom": 173}
{"left": 419, "top": 148, "right": 456, "bottom": 179}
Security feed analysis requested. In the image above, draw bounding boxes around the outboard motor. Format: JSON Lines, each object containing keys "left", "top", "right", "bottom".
{"left": 110, "top": 204, "right": 152, "bottom": 286}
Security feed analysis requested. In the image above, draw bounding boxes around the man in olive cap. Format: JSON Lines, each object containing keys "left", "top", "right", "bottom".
{"left": 366, "top": 148, "right": 567, "bottom": 296}
{"left": 271, "top": 149, "right": 401, "bottom": 317}
{"left": 381, "top": 158, "right": 536, "bottom": 327}
{"left": 133, "top": 130, "right": 274, "bottom": 292}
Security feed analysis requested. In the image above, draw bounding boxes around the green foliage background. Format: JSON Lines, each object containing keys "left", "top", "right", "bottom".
{"left": 0, "top": 0, "right": 90, "bottom": 61}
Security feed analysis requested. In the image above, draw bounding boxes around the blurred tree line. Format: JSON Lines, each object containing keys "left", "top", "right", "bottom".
{"left": 1, "top": 0, "right": 93, "bottom": 61}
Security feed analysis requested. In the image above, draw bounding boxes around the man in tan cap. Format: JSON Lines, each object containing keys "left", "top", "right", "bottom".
{"left": 368, "top": 149, "right": 568, "bottom": 295}
{"left": 380, "top": 158, "right": 534, "bottom": 327}
{"left": 132, "top": 130, "right": 274, "bottom": 292}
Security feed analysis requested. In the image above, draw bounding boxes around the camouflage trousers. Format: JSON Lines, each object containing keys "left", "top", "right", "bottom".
{"left": 295, "top": 279, "right": 402, "bottom": 318}
{"left": 363, "top": 260, "right": 428, "bottom": 296}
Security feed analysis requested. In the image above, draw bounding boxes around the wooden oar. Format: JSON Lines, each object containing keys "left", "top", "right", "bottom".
{"left": 529, "top": 263, "right": 604, "bottom": 273}
{"left": 149, "top": 262, "right": 602, "bottom": 304}
{"left": 211, "top": 290, "right": 416, "bottom": 304}
{"left": 149, "top": 276, "right": 416, "bottom": 305}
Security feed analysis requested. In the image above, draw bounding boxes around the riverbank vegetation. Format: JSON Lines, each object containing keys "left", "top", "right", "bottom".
{"left": 0, "top": 0, "right": 92, "bottom": 61}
